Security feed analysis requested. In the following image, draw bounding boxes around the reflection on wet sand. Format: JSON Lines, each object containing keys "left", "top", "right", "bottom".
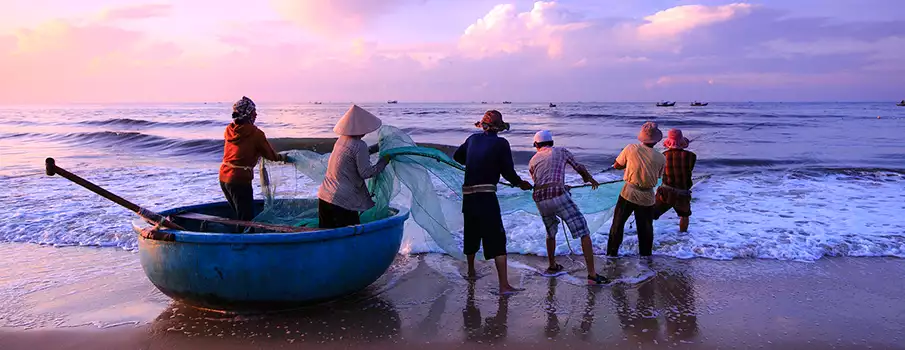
{"left": 4, "top": 253, "right": 905, "bottom": 349}
{"left": 541, "top": 273, "right": 600, "bottom": 340}
{"left": 610, "top": 259, "right": 699, "bottom": 345}
{"left": 543, "top": 278, "right": 560, "bottom": 338}
{"left": 149, "top": 295, "right": 400, "bottom": 345}
{"left": 577, "top": 285, "right": 599, "bottom": 339}
{"left": 463, "top": 283, "right": 509, "bottom": 343}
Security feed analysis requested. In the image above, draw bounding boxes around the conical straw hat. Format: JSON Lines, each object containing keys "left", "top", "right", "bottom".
{"left": 333, "top": 105, "right": 382, "bottom": 136}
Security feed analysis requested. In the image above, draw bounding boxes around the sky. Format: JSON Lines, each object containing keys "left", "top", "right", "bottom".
{"left": 1, "top": 0, "right": 903, "bottom": 103}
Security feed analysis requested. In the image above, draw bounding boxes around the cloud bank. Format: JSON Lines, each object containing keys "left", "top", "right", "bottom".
{"left": 1, "top": 1, "right": 903, "bottom": 103}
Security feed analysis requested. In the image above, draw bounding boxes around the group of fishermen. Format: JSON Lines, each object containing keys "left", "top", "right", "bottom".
{"left": 219, "top": 97, "right": 697, "bottom": 294}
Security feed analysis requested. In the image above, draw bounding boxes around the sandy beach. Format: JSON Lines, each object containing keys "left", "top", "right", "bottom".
{"left": 1, "top": 243, "right": 903, "bottom": 349}
{"left": 4, "top": 0, "right": 905, "bottom": 347}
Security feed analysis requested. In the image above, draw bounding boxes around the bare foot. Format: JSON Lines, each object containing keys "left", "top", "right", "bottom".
{"left": 498, "top": 285, "right": 525, "bottom": 295}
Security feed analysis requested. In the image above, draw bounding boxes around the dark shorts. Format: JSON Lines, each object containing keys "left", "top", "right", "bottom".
{"left": 220, "top": 181, "right": 254, "bottom": 221}
{"left": 318, "top": 199, "right": 361, "bottom": 229}
{"left": 220, "top": 181, "right": 255, "bottom": 233}
{"left": 653, "top": 187, "right": 692, "bottom": 218}
{"left": 462, "top": 193, "right": 507, "bottom": 260}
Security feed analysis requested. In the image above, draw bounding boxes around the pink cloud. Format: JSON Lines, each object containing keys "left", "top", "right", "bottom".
{"left": 270, "top": 0, "right": 426, "bottom": 36}
{"left": 100, "top": 4, "right": 173, "bottom": 21}
{"left": 0, "top": 18, "right": 190, "bottom": 103}
{"left": 458, "top": 2, "right": 590, "bottom": 59}
{"left": 12, "top": 20, "right": 145, "bottom": 56}
{"left": 1, "top": 1, "right": 903, "bottom": 104}
{"left": 638, "top": 3, "right": 754, "bottom": 39}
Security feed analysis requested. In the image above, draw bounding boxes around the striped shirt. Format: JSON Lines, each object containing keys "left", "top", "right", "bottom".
{"left": 529, "top": 147, "right": 589, "bottom": 202}
{"left": 662, "top": 149, "right": 696, "bottom": 190}
{"left": 317, "top": 136, "right": 388, "bottom": 212}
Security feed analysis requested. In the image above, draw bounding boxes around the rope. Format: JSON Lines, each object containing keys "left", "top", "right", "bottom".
{"left": 561, "top": 220, "right": 578, "bottom": 265}
{"left": 598, "top": 166, "right": 616, "bottom": 174}
{"left": 562, "top": 221, "right": 575, "bottom": 254}
{"left": 689, "top": 122, "right": 769, "bottom": 143}
{"left": 567, "top": 178, "right": 624, "bottom": 189}
{"left": 2, "top": 171, "right": 46, "bottom": 179}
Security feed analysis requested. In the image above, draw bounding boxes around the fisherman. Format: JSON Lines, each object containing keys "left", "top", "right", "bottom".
{"left": 317, "top": 105, "right": 389, "bottom": 229}
{"left": 454, "top": 110, "right": 533, "bottom": 295}
{"left": 528, "top": 130, "right": 608, "bottom": 284}
{"left": 219, "top": 96, "right": 286, "bottom": 230}
{"left": 607, "top": 122, "right": 665, "bottom": 257}
{"left": 653, "top": 129, "right": 696, "bottom": 232}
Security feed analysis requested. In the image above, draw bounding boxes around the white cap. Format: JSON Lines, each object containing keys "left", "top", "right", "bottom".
{"left": 534, "top": 130, "right": 553, "bottom": 143}
{"left": 333, "top": 105, "right": 383, "bottom": 136}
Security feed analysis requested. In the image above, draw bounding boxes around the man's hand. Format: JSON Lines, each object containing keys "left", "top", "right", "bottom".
{"left": 589, "top": 178, "right": 600, "bottom": 190}
{"left": 612, "top": 162, "right": 626, "bottom": 170}
{"left": 518, "top": 181, "right": 533, "bottom": 191}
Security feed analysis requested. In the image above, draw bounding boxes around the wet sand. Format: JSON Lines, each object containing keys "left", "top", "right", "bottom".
{"left": 0, "top": 243, "right": 903, "bottom": 349}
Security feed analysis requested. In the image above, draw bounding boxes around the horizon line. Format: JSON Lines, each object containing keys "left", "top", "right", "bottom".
{"left": 1, "top": 100, "right": 902, "bottom": 106}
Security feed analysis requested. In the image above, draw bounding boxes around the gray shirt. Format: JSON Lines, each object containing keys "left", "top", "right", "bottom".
{"left": 317, "top": 136, "right": 388, "bottom": 211}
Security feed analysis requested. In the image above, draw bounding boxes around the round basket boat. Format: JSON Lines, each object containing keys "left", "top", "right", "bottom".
{"left": 132, "top": 200, "right": 409, "bottom": 312}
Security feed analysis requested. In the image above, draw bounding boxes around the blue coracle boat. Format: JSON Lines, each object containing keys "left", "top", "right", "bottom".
{"left": 132, "top": 199, "right": 408, "bottom": 312}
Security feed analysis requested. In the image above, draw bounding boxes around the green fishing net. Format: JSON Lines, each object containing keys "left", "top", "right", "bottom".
{"left": 254, "top": 125, "right": 628, "bottom": 260}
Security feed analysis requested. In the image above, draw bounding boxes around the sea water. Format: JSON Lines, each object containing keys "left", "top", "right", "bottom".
{"left": 0, "top": 102, "right": 903, "bottom": 261}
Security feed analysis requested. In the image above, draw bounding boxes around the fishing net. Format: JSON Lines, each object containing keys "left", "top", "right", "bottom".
{"left": 254, "top": 125, "right": 628, "bottom": 260}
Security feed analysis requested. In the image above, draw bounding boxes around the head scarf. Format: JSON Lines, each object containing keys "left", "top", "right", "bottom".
{"left": 637, "top": 121, "right": 663, "bottom": 144}
{"left": 474, "top": 110, "right": 510, "bottom": 133}
{"left": 232, "top": 96, "right": 257, "bottom": 123}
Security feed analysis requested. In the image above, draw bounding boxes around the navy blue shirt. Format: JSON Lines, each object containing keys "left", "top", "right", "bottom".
{"left": 454, "top": 132, "right": 525, "bottom": 187}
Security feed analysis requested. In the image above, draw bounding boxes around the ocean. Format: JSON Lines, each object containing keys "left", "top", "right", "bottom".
{"left": 1, "top": 102, "right": 903, "bottom": 261}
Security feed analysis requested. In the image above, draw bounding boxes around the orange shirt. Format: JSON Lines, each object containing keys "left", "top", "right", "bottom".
{"left": 218, "top": 122, "right": 280, "bottom": 184}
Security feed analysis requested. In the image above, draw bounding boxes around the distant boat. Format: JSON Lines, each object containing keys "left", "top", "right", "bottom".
{"left": 549, "top": 103, "right": 557, "bottom": 108}
{"left": 313, "top": 102, "right": 323, "bottom": 105}
{"left": 387, "top": 100, "right": 398, "bottom": 104}
{"left": 656, "top": 101, "right": 676, "bottom": 107}
{"left": 481, "top": 101, "right": 488, "bottom": 104}
{"left": 690, "top": 101, "right": 709, "bottom": 106}
{"left": 897, "top": 100, "right": 905, "bottom": 106}
{"left": 502, "top": 101, "right": 512, "bottom": 104}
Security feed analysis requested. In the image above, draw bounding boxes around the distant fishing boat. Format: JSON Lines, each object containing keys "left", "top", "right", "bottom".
{"left": 690, "top": 101, "right": 709, "bottom": 106}
{"left": 481, "top": 101, "right": 488, "bottom": 104}
{"left": 897, "top": 100, "right": 905, "bottom": 106}
{"left": 502, "top": 101, "right": 512, "bottom": 104}
{"left": 312, "top": 102, "right": 323, "bottom": 105}
{"left": 549, "top": 103, "right": 557, "bottom": 108}
{"left": 387, "top": 100, "right": 398, "bottom": 104}
{"left": 656, "top": 101, "right": 676, "bottom": 107}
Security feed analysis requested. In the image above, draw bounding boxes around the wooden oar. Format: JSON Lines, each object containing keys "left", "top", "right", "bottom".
{"left": 45, "top": 158, "right": 185, "bottom": 232}
{"left": 46, "top": 158, "right": 315, "bottom": 234}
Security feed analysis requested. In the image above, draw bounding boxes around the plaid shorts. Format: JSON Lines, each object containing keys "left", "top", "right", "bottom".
{"left": 535, "top": 194, "right": 590, "bottom": 239}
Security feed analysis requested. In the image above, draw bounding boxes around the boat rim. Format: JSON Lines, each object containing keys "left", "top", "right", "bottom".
{"left": 132, "top": 201, "right": 410, "bottom": 244}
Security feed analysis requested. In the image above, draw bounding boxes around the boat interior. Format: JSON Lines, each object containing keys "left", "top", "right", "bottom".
{"left": 155, "top": 200, "right": 397, "bottom": 234}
